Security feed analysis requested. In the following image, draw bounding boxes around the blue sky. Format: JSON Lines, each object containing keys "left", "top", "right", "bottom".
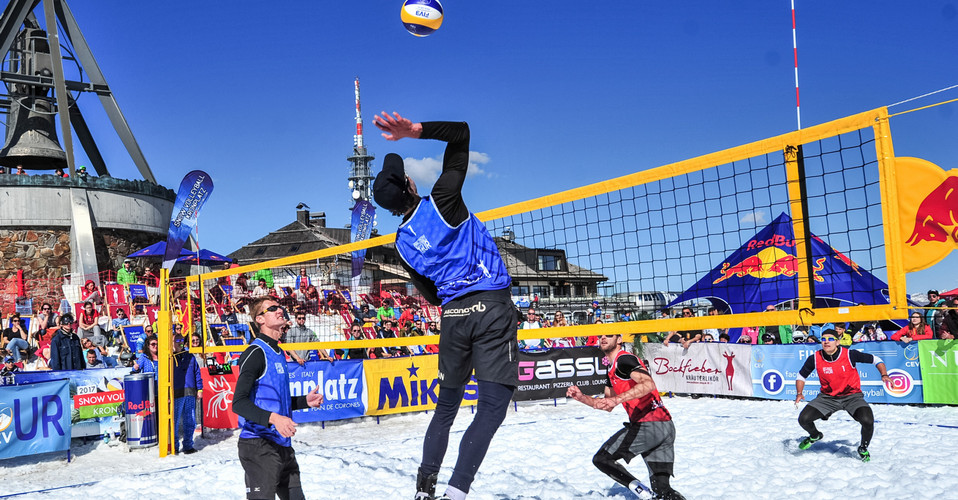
{"left": 43, "top": 1, "right": 958, "bottom": 295}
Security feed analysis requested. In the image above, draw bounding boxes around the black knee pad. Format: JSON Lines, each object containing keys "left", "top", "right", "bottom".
{"left": 647, "top": 461, "right": 674, "bottom": 477}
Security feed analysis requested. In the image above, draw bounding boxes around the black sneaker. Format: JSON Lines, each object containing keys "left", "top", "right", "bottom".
{"left": 183, "top": 448, "right": 197, "bottom": 455}
{"left": 858, "top": 445, "right": 870, "bottom": 462}
{"left": 799, "top": 432, "right": 823, "bottom": 450}
{"left": 415, "top": 471, "right": 437, "bottom": 500}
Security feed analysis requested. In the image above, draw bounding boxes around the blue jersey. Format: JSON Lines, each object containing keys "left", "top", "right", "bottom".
{"left": 396, "top": 196, "right": 511, "bottom": 305}
{"left": 238, "top": 338, "right": 292, "bottom": 447}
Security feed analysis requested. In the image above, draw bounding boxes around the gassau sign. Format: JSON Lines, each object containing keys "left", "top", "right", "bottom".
{"left": 0, "top": 379, "right": 71, "bottom": 459}
{"left": 514, "top": 347, "right": 609, "bottom": 401}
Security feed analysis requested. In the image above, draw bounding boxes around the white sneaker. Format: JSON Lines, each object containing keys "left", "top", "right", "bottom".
{"left": 629, "top": 480, "right": 654, "bottom": 499}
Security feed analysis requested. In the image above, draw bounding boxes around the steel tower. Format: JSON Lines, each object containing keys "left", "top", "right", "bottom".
{"left": 346, "top": 77, "right": 374, "bottom": 209}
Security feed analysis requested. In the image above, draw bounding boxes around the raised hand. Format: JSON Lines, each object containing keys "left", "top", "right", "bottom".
{"left": 374, "top": 111, "right": 422, "bottom": 141}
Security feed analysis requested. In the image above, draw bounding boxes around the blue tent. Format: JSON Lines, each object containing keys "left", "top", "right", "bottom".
{"left": 668, "top": 213, "right": 890, "bottom": 313}
{"left": 126, "top": 241, "right": 182, "bottom": 258}
{"left": 128, "top": 242, "right": 231, "bottom": 265}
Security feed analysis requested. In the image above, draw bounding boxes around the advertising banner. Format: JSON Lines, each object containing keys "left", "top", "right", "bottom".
{"left": 514, "top": 347, "right": 610, "bottom": 401}
{"left": 15, "top": 367, "right": 130, "bottom": 437}
{"left": 350, "top": 200, "right": 375, "bottom": 279}
{"left": 365, "top": 355, "right": 478, "bottom": 416}
{"left": 200, "top": 368, "right": 239, "bottom": 429}
{"left": 289, "top": 360, "right": 366, "bottom": 423}
{"left": 749, "top": 342, "right": 923, "bottom": 404}
{"left": 163, "top": 170, "right": 214, "bottom": 269}
{"left": 642, "top": 343, "right": 753, "bottom": 397}
{"left": 917, "top": 339, "right": 958, "bottom": 404}
{"left": 0, "top": 379, "right": 71, "bottom": 460}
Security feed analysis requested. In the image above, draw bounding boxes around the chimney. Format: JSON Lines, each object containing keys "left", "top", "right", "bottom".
{"left": 297, "top": 209, "right": 310, "bottom": 226}
{"left": 310, "top": 211, "right": 326, "bottom": 228}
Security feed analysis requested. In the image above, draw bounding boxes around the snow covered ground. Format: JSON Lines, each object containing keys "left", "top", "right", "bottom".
{"left": 3, "top": 396, "right": 957, "bottom": 499}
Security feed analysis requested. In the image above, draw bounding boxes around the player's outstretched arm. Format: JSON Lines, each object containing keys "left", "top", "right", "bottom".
{"left": 566, "top": 385, "right": 598, "bottom": 409}
{"left": 374, "top": 111, "right": 423, "bottom": 141}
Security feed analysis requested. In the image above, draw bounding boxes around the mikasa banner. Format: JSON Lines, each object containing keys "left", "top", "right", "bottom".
{"left": 642, "top": 343, "right": 753, "bottom": 397}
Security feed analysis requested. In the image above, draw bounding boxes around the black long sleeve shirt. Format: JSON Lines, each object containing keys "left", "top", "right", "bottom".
{"left": 398, "top": 121, "right": 472, "bottom": 306}
{"left": 232, "top": 333, "right": 309, "bottom": 427}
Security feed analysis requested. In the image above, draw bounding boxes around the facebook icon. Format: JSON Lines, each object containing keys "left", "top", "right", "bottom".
{"left": 762, "top": 370, "right": 785, "bottom": 395}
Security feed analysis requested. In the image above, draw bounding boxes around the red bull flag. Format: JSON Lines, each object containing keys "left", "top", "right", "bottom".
{"left": 895, "top": 157, "right": 958, "bottom": 272}
{"left": 668, "top": 212, "right": 890, "bottom": 313}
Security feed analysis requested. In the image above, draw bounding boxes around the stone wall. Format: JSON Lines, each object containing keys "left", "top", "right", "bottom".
{"left": 0, "top": 227, "right": 161, "bottom": 314}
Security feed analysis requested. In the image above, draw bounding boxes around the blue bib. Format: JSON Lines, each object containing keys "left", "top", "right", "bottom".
{"left": 238, "top": 338, "right": 292, "bottom": 447}
{"left": 396, "top": 197, "right": 511, "bottom": 304}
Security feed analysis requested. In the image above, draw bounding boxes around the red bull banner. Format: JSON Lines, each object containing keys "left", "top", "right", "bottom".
{"left": 896, "top": 157, "right": 958, "bottom": 272}
{"left": 642, "top": 343, "right": 753, "bottom": 396}
{"left": 668, "top": 212, "right": 890, "bottom": 313}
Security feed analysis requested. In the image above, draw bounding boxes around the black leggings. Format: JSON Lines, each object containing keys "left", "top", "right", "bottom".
{"left": 798, "top": 405, "right": 875, "bottom": 448}
{"left": 420, "top": 381, "right": 515, "bottom": 493}
{"left": 593, "top": 450, "right": 678, "bottom": 498}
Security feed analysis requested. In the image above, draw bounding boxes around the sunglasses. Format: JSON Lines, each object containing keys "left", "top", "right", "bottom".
{"left": 820, "top": 336, "right": 838, "bottom": 342}
{"left": 149, "top": 343, "right": 158, "bottom": 347}
{"left": 259, "top": 305, "right": 286, "bottom": 315}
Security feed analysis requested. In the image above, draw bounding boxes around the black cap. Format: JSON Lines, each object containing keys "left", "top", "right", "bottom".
{"left": 373, "top": 153, "right": 408, "bottom": 213}
{"left": 821, "top": 328, "right": 837, "bottom": 338}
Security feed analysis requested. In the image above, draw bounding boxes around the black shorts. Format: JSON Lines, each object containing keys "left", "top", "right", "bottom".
{"left": 600, "top": 420, "right": 676, "bottom": 465}
{"left": 238, "top": 437, "right": 304, "bottom": 500}
{"left": 438, "top": 288, "right": 519, "bottom": 388}
{"left": 807, "top": 391, "right": 870, "bottom": 419}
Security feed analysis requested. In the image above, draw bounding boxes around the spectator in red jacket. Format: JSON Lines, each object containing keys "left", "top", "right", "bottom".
{"left": 891, "top": 313, "right": 934, "bottom": 342}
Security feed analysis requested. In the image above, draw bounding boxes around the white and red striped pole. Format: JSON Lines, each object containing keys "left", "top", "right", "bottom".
{"left": 791, "top": 0, "right": 801, "bottom": 129}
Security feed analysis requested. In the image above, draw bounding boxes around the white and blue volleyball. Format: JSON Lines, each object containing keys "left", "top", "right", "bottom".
{"left": 401, "top": 0, "right": 443, "bottom": 37}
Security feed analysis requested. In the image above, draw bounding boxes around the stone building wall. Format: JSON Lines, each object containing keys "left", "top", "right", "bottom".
{"left": 0, "top": 227, "right": 161, "bottom": 314}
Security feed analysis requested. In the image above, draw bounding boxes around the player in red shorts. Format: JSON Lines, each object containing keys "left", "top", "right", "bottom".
{"left": 794, "top": 328, "right": 891, "bottom": 461}
{"left": 567, "top": 334, "right": 685, "bottom": 499}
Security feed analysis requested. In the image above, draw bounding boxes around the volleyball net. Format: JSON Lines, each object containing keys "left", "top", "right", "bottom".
{"left": 150, "top": 106, "right": 933, "bottom": 454}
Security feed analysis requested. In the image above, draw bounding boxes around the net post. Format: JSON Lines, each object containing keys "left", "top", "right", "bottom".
{"left": 873, "top": 109, "right": 908, "bottom": 312}
{"left": 784, "top": 144, "right": 815, "bottom": 310}
{"left": 157, "top": 267, "right": 174, "bottom": 457}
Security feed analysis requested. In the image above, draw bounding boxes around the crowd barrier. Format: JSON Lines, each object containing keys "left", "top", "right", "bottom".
{"left": 3, "top": 342, "right": 956, "bottom": 460}
{"left": 641, "top": 339, "right": 958, "bottom": 404}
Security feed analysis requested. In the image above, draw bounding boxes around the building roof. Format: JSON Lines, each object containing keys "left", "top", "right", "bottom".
{"left": 227, "top": 215, "right": 350, "bottom": 266}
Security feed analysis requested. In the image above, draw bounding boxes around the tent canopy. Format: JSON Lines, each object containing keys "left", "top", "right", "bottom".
{"left": 668, "top": 213, "right": 890, "bottom": 313}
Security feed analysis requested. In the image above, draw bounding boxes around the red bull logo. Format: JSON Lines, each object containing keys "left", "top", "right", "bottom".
{"left": 831, "top": 249, "right": 862, "bottom": 275}
{"left": 906, "top": 176, "right": 958, "bottom": 247}
{"left": 896, "top": 157, "right": 958, "bottom": 272}
{"left": 714, "top": 247, "right": 825, "bottom": 284}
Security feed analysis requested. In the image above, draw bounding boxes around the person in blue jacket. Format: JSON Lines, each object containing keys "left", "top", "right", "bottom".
{"left": 373, "top": 112, "right": 519, "bottom": 500}
{"left": 173, "top": 334, "right": 202, "bottom": 454}
{"left": 49, "top": 314, "right": 84, "bottom": 371}
{"left": 232, "top": 297, "right": 322, "bottom": 500}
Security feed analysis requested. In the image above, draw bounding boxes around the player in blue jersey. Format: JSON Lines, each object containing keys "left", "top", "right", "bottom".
{"left": 232, "top": 297, "right": 323, "bottom": 500}
{"left": 373, "top": 112, "right": 520, "bottom": 500}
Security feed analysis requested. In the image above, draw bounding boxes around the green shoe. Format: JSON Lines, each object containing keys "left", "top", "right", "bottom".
{"left": 858, "top": 445, "right": 870, "bottom": 462}
{"left": 799, "top": 433, "right": 822, "bottom": 450}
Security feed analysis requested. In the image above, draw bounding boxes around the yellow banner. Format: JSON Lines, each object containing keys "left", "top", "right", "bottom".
{"left": 364, "top": 355, "right": 478, "bottom": 416}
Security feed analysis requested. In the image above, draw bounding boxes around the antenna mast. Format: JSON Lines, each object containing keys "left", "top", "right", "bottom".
{"left": 346, "top": 77, "right": 375, "bottom": 208}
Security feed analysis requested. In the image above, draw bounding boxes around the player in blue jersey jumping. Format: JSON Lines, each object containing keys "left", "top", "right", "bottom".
{"left": 373, "top": 112, "right": 519, "bottom": 500}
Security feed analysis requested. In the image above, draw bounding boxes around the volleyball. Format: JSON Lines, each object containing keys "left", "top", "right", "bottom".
{"left": 401, "top": 0, "right": 443, "bottom": 37}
